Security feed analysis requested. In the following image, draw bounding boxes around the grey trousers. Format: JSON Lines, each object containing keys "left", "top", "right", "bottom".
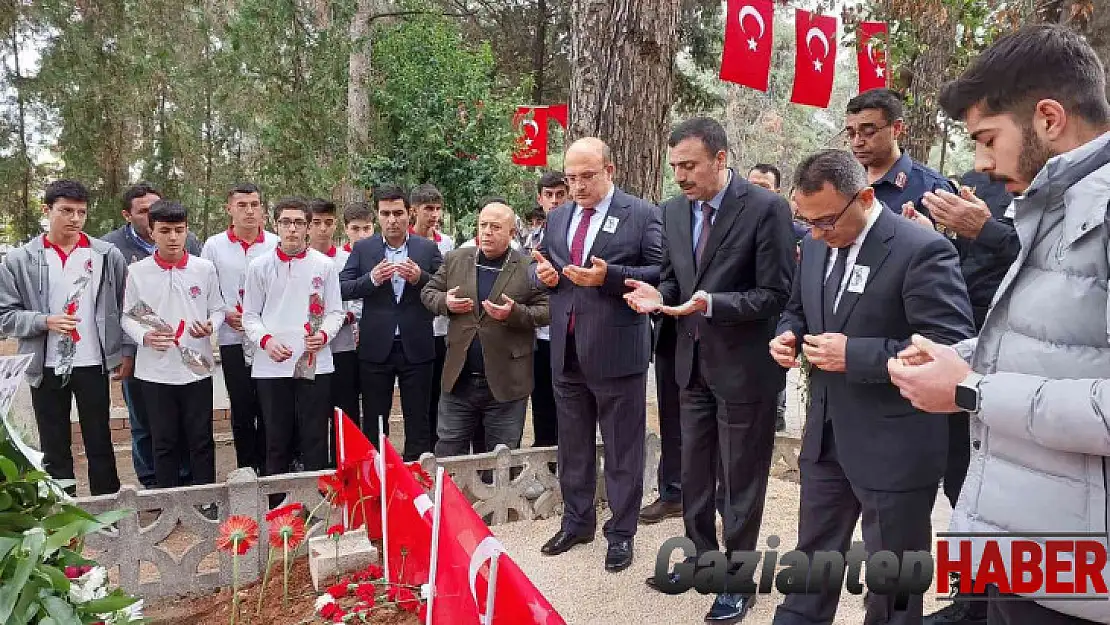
{"left": 434, "top": 374, "right": 527, "bottom": 458}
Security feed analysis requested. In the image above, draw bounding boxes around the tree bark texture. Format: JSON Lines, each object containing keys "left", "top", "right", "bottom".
{"left": 1061, "top": 0, "right": 1110, "bottom": 98}
{"left": 568, "top": 0, "right": 681, "bottom": 204}
{"left": 531, "top": 0, "right": 547, "bottom": 103}
{"left": 344, "top": 0, "right": 386, "bottom": 204}
{"left": 902, "top": 10, "right": 957, "bottom": 163}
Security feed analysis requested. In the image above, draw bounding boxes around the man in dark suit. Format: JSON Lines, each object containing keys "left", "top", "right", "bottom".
{"left": 626, "top": 117, "right": 796, "bottom": 623}
{"left": 532, "top": 137, "right": 664, "bottom": 573}
{"left": 340, "top": 184, "right": 443, "bottom": 460}
{"left": 768, "top": 150, "right": 975, "bottom": 625}
{"left": 421, "top": 200, "right": 549, "bottom": 456}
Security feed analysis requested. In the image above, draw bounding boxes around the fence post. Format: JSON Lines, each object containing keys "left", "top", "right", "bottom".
{"left": 116, "top": 486, "right": 141, "bottom": 592}
{"left": 226, "top": 468, "right": 263, "bottom": 585}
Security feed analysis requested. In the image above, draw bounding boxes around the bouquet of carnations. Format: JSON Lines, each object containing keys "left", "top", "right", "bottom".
{"left": 294, "top": 292, "right": 326, "bottom": 380}
{"left": 55, "top": 274, "right": 91, "bottom": 386}
{"left": 125, "top": 301, "right": 214, "bottom": 376}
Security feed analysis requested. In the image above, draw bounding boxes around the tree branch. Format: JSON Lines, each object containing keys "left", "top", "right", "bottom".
{"left": 369, "top": 9, "right": 475, "bottom": 22}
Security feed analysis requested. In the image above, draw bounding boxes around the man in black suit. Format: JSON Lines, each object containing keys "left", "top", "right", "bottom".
{"left": 532, "top": 137, "right": 663, "bottom": 573}
{"left": 768, "top": 150, "right": 975, "bottom": 625}
{"left": 626, "top": 117, "right": 796, "bottom": 623}
{"left": 340, "top": 185, "right": 443, "bottom": 460}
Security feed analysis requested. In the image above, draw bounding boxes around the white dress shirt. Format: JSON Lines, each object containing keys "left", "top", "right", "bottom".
{"left": 825, "top": 199, "right": 883, "bottom": 313}
{"left": 565, "top": 184, "right": 615, "bottom": 261}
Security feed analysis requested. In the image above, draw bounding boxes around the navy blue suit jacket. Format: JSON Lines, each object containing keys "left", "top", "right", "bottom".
{"left": 534, "top": 187, "right": 664, "bottom": 379}
{"left": 340, "top": 234, "right": 443, "bottom": 364}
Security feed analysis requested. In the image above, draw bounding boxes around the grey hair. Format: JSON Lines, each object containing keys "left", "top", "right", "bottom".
{"left": 793, "top": 149, "right": 868, "bottom": 197}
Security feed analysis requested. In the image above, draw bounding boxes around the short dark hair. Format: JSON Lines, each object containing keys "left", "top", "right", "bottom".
{"left": 528, "top": 205, "right": 547, "bottom": 222}
{"left": 307, "top": 198, "right": 337, "bottom": 218}
{"left": 846, "top": 88, "right": 904, "bottom": 122}
{"left": 668, "top": 117, "right": 728, "bottom": 156}
{"left": 227, "top": 182, "right": 261, "bottom": 201}
{"left": 749, "top": 164, "right": 782, "bottom": 189}
{"left": 148, "top": 199, "right": 188, "bottom": 225}
{"left": 44, "top": 180, "right": 89, "bottom": 208}
{"left": 122, "top": 182, "right": 162, "bottom": 212}
{"left": 409, "top": 184, "right": 443, "bottom": 207}
{"left": 272, "top": 196, "right": 308, "bottom": 219}
{"left": 939, "top": 24, "right": 1110, "bottom": 124}
{"left": 373, "top": 185, "right": 409, "bottom": 211}
{"left": 793, "top": 150, "right": 868, "bottom": 197}
{"left": 537, "top": 171, "right": 568, "bottom": 194}
{"left": 342, "top": 202, "right": 373, "bottom": 223}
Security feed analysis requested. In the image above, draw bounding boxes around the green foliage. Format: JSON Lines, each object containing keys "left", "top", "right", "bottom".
{"left": 357, "top": 14, "right": 533, "bottom": 241}
{"left": 0, "top": 422, "right": 140, "bottom": 625}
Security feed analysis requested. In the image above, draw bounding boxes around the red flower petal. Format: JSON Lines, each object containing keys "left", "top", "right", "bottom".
{"left": 265, "top": 502, "right": 304, "bottom": 522}
{"left": 326, "top": 582, "right": 348, "bottom": 599}
{"left": 267, "top": 513, "right": 307, "bottom": 549}
{"left": 217, "top": 515, "right": 260, "bottom": 555}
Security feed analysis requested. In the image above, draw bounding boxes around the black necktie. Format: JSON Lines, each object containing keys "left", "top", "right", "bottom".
{"left": 824, "top": 247, "right": 849, "bottom": 320}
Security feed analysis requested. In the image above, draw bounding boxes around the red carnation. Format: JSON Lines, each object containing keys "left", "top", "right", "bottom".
{"left": 327, "top": 582, "right": 348, "bottom": 599}
{"left": 365, "top": 564, "right": 384, "bottom": 580}
{"left": 327, "top": 523, "right": 344, "bottom": 538}
{"left": 309, "top": 301, "right": 325, "bottom": 316}
{"left": 355, "top": 583, "right": 376, "bottom": 604}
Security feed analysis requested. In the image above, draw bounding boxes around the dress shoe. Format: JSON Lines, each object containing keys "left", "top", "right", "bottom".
{"left": 604, "top": 539, "right": 633, "bottom": 572}
{"left": 540, "top": 530, "right": 593, "bottom": 556}
{"left": 705, "top": 593, "right": 755, "bottom": 623}
{"left": 639, "top": 498, "right": 683, "bottom": 524}
{"left": 923, "top": 601, "right": 988, "bottom": 624}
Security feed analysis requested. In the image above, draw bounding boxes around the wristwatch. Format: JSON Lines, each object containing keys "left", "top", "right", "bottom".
{"left": 955, "top": 372, "right": 984, "bottom": 413}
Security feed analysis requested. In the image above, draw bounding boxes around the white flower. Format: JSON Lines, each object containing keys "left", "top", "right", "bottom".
{"left": 315, "top": 593, "right": 336, "bottom": 611}
{"left": 68, "top": 566, "right": 109, "bottom": 604}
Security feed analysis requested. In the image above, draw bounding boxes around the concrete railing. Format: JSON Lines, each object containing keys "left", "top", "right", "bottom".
{"left": 75, "top": 434, "right": 801, "bottom": 599}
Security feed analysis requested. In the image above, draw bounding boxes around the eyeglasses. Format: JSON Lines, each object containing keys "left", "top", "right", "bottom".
{"left": 276, "top": 218, "right": 308, "bottom": 229}
{"left": 793, "top": 190, "right": 861, "bottom": 231}
{"left": 840, "top": 123, "right": 893, "bottom": 142}
{"left": 565, "top": 171, "right": 601, "bottom": 185}
{"left": 475, "top": 255, "right": 505, "bottom": 273}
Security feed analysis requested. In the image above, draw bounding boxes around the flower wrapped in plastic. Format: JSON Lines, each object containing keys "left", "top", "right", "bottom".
{"left": 124, "top": 301, "right": 214, "bottom": 376}
{"left": 55, "top": 274, "right": 92, "bottom": 385}
{"left": 293, "top": 292, "right": 326, "bottom": 380}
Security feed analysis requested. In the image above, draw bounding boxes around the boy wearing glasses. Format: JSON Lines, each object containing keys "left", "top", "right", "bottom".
{"left": 242, "top": 197, "right": 344, "bottom": 476}
{"left": 844, "top": 88, "right": 953, "bottom": 218}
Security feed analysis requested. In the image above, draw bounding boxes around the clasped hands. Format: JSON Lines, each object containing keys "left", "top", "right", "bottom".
{"left": 143, "top": 320, "right": 214, "bottom": 352}
{"left": 371, "top": 257, "right": 422, "bottom": 286}
{"left": 623, "top": 279, "right": 708, "bottom": 317}
{"left": 445, "top": 287, "right": 515, "bottom": 321}
{"left": 769, "top": 330, "right": 847, "bottom": 372}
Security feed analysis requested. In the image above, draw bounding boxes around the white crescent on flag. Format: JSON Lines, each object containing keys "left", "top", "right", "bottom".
{"left": 867, "top": 41, "right": 881, "bottom": 66}
{"left": 469, "top": 536, "right": 506, "bottom": 623}
{"left": 738, "top": 5, "right": 765, "bottom": 40}
{"left": 805, "top": 26, "right": 830, "bottom": 59}
{"left": 522, "top": 119, "right": 539, "bottom": 137}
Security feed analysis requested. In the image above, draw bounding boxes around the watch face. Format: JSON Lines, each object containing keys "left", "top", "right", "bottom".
{"left": 955, "top": 384, "right": 977, "bottom": 412}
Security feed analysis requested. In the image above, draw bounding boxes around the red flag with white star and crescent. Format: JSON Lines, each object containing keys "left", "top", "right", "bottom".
{"left": 512, "top": 106, "right": 550, "bottom": 167}
{"left": 858, "top": 21, "right": 889, "bottom": 93}
{"left": 789, "top": 9, "right": 839, "bottom": 108}
{"left": 719, "top": 0, "right": 775, "bottom": 91}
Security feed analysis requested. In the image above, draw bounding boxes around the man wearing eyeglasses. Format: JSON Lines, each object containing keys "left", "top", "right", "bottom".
{"left": 532, "top": 137, "right": 664, "bottom": 575}
{"left": 768, "top": 150, "right": 974, "bottom": 625}
{"left": 845, "top": 88, "right": 954, "bottom": 219}
{"left": 421, "top": 200, "right": 549, "bottom": 458}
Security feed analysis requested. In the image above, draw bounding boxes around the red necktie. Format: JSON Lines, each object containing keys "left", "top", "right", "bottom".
{"left": 567, "top": 207, "right": 596, "bottom": 334}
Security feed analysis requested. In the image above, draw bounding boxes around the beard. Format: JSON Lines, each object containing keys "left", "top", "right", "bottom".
{"left": 1016, "top": 123, "right": 1057, "bottom": 188}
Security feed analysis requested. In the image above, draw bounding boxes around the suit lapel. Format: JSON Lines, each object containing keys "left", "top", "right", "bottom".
{"left": 829, "top": 210, "right": 895, "bottom": 333}
{"left": 670, "top": 200, "right": 697, "bottom": 293}
{"left": 695, "top": 174, "right": 749, "bottom": 286}
{"left": 586, "top": 191, "right": 629, "bottom": 261}
{"left": 485, "top": 251, "right": 520, "bottom": 310}
{"left": 802, "top": 239, "right": 827, "bottom": 334}
{"left": 459, "top": 247, "right": 480, "bottom": 319}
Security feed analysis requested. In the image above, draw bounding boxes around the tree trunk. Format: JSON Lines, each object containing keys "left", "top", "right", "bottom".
{"left": 531, "top": 0, "right": 547, "bottom": 103}
{"left": 902, "top": 9, "right": 957, "bottom": 162}
{"left": 568, "top": 0, "right": 681, "bottom": 204}
{"left": 343, "top": 0, "right": 388, "bottom": 204}
{"left": 9, "top": 18, "right": 34, "bottom": 240}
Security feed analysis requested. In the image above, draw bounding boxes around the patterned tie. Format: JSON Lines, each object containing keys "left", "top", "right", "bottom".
{"left": 568, "top": 207, "right": 596, "bottom": 334}
{"left": 695, "top": 202, "right": 714, "bottom": 268}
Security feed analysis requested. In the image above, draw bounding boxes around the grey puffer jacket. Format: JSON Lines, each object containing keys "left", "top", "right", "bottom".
{"left": 0, "top": 235, "right": 129, "bottom": 388}
{"left": 951, "top": 131, "right": 1110, "bottom": 623}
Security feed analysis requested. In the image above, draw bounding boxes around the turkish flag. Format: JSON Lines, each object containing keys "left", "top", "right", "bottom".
{"left": 789, "top": 10, "right": 838, "bottom": 108}
{"left": 719, "top": 0, "right": 774, "bottom": 91}
{"left": 431, "top": 475, "right": 565, "bottom": 624}
{"left": 857, "top": 22, "right": 889, "bottom": 92}
{"left": 333, "top": 410, "right": 381, "bottom": 537}
{"left": 548, "top": 104, "right": 568, "bottom": 129}
{"left": 378, "top": 437, "right": 435, "bottom": 586}
{"left": 513, "top": 106, "right": 549, "bottom": 166}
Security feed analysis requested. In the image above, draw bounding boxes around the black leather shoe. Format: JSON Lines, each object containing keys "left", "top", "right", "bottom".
{"left": 639, "top": 498, "right": 683, "bottom": 524}
{"left": 645, "top": 571, "right": 683, "bottom": 592}
{"left": 705, "top": 593, "right": 755, "bottom": 623}
{"left": 923, "top": 602, "right": 988, "bottom": 624}
{"left": 540, "top": 530, "right": 593, "bottom": 556}
{"left": 605, "top": 539, "right": 633, "bottom": 572}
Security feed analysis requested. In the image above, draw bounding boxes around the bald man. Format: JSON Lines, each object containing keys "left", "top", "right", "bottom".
{"left": 421, "top": 201, "right": 550, "bottom": 457}
{"left": 532, "top": 137, "right": 664, "bottom": 573}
